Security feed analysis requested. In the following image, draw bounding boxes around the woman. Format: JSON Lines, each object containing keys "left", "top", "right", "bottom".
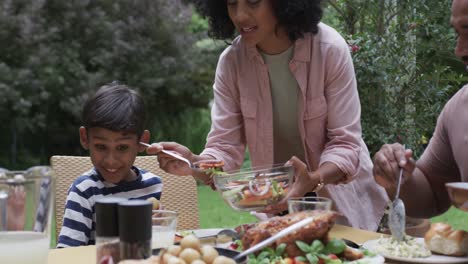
{"left": 148, "top": 0, "right": 388, "bottom": 231}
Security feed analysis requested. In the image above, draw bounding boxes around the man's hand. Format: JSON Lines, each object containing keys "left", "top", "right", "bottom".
{"left": 373, "top": 143, "right": 416, "bottom": 189}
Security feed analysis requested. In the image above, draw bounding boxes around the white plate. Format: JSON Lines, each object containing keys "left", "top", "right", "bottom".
{"left": 347, "top": 254, "right": 385, "bottom": 264}
{"left": 185, "top": 228, "right": 225, "bottom": 238}
{"left": 177, "top": 228, "right": 235, "bottom": 248}
{"left": 363, "top": 238, "right": 468, "bottom": 263}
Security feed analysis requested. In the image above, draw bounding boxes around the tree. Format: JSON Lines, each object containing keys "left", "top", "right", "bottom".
{"left": 0, "top": 0, "right": 218, "bottom": 167}
{"left": 323, "top": 0, "right": 465, "bottom": 156}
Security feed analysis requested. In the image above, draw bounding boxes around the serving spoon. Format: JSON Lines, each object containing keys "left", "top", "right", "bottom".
{"left": 139, "top": 142, "right": 196, "bottom": 169}
{"left": 195, "top": 229, "right": 241, "bottom": 245}
{"left": 388, "top": 150, "right": 406, "bottom": 241}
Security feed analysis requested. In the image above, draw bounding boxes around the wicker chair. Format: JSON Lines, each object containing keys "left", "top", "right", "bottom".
{"left": 51, "top": 155, "right": 199, "bottom": 239}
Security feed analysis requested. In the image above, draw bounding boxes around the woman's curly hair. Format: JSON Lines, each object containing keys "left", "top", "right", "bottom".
{"left": 193, "top": 0, "right": 323, "bottom": 42}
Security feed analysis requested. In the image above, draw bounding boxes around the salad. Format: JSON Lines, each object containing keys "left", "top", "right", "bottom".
{"left": 221, "top": 180, "right": 289, "bottom": 208}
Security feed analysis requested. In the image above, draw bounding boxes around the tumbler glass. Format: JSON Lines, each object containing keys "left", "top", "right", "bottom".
{"left": 0, "top": 166, "right": 55, "bottom": 264}
{"left": 151, "top": 210, "right": 177, "bottom": 249}
{"left": 288, "top": 196, "right": 332, "bottom": 213}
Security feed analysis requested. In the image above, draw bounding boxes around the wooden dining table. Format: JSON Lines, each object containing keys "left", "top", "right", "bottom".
{"left": 46, "top": 224, "right": 402, "bottom": 264}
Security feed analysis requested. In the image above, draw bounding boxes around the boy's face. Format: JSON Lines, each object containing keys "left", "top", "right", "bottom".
{"left": 79, "top": 127, "right": 149, "bottom": 184}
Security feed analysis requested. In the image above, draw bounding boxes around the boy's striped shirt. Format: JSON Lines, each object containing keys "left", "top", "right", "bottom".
{"left": 57, "top": 166, "right": 162, "bottom": 248}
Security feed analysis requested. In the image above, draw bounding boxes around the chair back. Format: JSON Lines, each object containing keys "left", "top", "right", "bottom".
{"left": 51, "top": 155, "right": 199, "bottom": 239}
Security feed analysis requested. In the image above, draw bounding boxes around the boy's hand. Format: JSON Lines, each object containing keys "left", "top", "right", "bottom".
{"left": 7, "top": 186, "right": 26, "bottom": 230}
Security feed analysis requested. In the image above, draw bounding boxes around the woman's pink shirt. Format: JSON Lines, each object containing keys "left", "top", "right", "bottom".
{"left": 201, "top": 23, "right": 388, "bottom": 230}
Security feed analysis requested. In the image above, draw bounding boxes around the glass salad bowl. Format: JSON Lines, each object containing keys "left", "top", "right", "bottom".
{"left": 212, "top": 165, "right": 294, "bottom": 211}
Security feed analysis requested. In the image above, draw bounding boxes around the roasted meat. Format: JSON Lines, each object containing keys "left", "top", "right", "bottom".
{"left": 241, "top": 210, "right": 338, "bottom": 257}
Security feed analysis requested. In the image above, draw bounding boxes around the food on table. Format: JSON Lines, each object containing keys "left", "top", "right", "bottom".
{"left": 235, "top": 210, "right": 372, "bottom": 263}
{"left": 214, "top": 165, "right": 293, "bottom": 211}
{"left": 181, "top": 234, "right": 202, "bottom": 251}
{"left": 196, "top": 160, "right": 225, "bottom": 176}
{"left": 174, "top": 230, "right": 196, "bottom": 244}
{"left": 118, "top": 235, "right": 236, "bottom": 264}
{"left": 147, "top": 197, "right": 160, "bottom": 210}
{"left": 242, "top": 210, "right": 339, "bottom": 257}
{"left": 247, "top": 238, "right": 370, "bottom": 264}
{"left": 424, "top": 222, "right": 468, "bottom": 256}
{"left": 198, "top": 160, "right": 225, "bottom": 170}
{"left": 222, "top": 180, "right": 288, "bottom": 208}
{"left": 374, "top": 235, "right": 431, "bottom": 258}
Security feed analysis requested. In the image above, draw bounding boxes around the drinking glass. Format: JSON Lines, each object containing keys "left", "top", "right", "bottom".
{"left": 151, "top": 210, "right": 177, "bottom": 249}
{"left": 288, "top": 197, "right": 332, "bottom": 213}
{"left": 0, "top": 166, "right": 55, "bottom": 264}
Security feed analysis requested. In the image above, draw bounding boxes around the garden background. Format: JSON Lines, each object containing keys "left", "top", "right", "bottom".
{"left": 0, "top": 0, "right": 466, "bottom": 230}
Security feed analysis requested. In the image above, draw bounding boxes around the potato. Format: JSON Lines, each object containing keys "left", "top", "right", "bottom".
{"left": 167, "top": 256, "right": 187, "bottom": 264}
{"left": 201, "top": 245, "right": 219, "bottom": 263}
{"left": 180, "top": 234, "right": 201, "bottom": 250}
{"left": 162, "top": 253, "right": 173, "bottom": 264}
{"left": 212, "top": 256, "right": 236, "bottom": 264}
{"left": 147, "top": 197, "right": 160, "bottom": 210}
{"left": 179, "top": 248, "right": 201, "bottom": 263}
{"left": 167, "top": 245, "right": 182, "bottom": 256}
{"left": 191, "top": 260, "right": 207, "bottom": 264}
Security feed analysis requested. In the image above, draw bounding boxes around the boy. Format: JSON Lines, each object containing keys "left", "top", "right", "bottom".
{"left": 57, "top": 82, "right": 162, "bottom": 248}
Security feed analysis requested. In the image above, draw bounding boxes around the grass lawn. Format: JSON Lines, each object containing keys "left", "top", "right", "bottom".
{"left": 198, "top": 185, "right": 256, "bottom": 228}
{"left": 198, "top": 185, "right": 468, "bottom": 230}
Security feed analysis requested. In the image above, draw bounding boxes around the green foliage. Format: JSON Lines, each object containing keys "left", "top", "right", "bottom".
{"left": 0, "top": 0, "right": 218, "bottom": 167}
{"left": 188, "top": 12, "right": 210, "bottom": 33}
{"left": 323, "top": 0, "right": 465, "bottom": 156}
{"left": 2, "top": 0, "right": 466, "bottom": 170}
{"left": 152, "top": 108, "right": 212, "bottom": 155}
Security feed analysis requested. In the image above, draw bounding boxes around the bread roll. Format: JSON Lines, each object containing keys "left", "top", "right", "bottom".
{"left": 424, "top": 223, "right": 468, "bottom": 256}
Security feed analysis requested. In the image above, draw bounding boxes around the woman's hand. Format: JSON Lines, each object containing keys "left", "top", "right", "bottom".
{"left": 263, "top": 156, "right": 320, "bottom": 214}
{"left": 145, "top": 141, "right": 195, "bottom": 176}
{"left": 144, "top": 142, "right": 217, "bottom": 187}
{"left": 373, "top": 143, "right": 416, "bottom": 190}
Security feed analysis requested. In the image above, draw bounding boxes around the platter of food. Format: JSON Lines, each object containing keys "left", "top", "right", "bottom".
{"left": 120, "top": 234, "right": 242, "bottom": 263}
{"left": 362, "top": 222, "right": 468, "bottom": 264}
{"left": 120, "top": 210, "right": 385, "bottom": 264}
{"left": 152, "top": 245, "right": 244, "bottom": 264}
{"left": 236, "top": 210, "right": 384, "bottom": 264}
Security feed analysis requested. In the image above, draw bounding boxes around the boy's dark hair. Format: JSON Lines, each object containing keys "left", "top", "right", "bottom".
{"left": 82, "top": 82, "right": 146, "bottom": 137}
{"left": 193, "top": 0, "right": 323, "bottom": 42}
